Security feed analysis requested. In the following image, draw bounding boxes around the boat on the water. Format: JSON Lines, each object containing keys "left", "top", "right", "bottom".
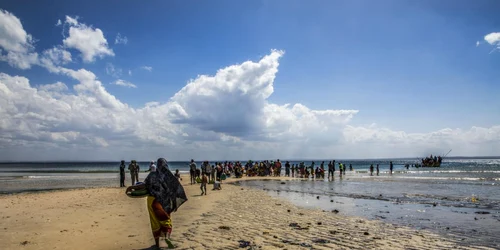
{"left": 419, "top": 149, "right": 451, "bottom": 168}
{"left": 421, "top": 160, "right": 441, "bottom": 167}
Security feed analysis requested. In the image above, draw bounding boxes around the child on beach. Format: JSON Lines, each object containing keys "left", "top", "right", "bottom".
{"left": 200, "top": 173, "right": 208, "bottom": 195}
{"left": 174, "top": 169, "right": 182, "bottom": 181}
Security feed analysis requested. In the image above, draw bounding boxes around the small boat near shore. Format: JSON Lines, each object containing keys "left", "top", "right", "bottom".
{"left": 419, "top": 149, "right": 452, "bottom": 168}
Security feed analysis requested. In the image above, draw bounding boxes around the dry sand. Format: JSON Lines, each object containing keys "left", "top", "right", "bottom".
{"left": 0, "top": 175, "right": 494, "bottom": 250}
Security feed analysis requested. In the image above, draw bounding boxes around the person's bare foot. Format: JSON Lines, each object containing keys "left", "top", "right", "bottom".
{"left": 158, "top": 237, "right": 168, "bottom": 248}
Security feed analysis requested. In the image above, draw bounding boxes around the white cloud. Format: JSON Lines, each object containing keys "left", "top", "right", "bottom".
{"left": 484, "top": 32, "right": 500, "bottom": 45}
{"left": 42, "top": 46, "right": 72, "bottom": 65}
{"left": 62, "top": 15, "right": 114, "bottom": 62}
{"left": 0, "top": 9, "right": 39, "bottom": 69}
{"left": 105, "top": 63, "right": 122, "bottom": 78}
{"left": 55, "top": 19, "right": 62, "bottom": 26}
{"left": 128, "top": 69, "right": 132, "bottom": 76}
{"left": 483, "top": 32, "right": 500, "bottom": 53}
{"left": 0, "top": 9, "right": 34, "bottom": 53}
{"left": 140, "top": 66, "right": 153, "bottom": 72}
{"left": 1, "top": 47, "right": 499, "bottom": 160}
{"left": 114, "top": 33, "right": 128, "bottom": 45}
{"left": 111, "top": 79, "right": 137, "bottom": 88}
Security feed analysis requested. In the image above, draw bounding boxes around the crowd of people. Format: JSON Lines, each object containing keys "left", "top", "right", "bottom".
{"left": 121, "top": 158, "right": 403, "bottom": 249}
{"left": 422, "top": 155, "right": 443, "bottom": 166}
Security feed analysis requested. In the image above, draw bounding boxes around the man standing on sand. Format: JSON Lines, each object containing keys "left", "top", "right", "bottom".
{"left": 119, "top": 160, "right": 126, "bottom": 187}
{"left": 285, "top": 161, "right": 290, "bottom": 177}
{"left": 189, "top": 159, "right": 197, "bottom": 185}
{"left": 135, "top": 161, "right": 140, "bottom": 183}
{"left": 128, "top": 160, "right": 138, "bottom": 185}
{"left": 389, "top": 161, "right": 393, "bottom": 175}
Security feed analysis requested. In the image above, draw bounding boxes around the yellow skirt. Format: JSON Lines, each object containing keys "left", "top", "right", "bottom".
{"left": 147, "top": 196, "right": 172, "bottom": 238}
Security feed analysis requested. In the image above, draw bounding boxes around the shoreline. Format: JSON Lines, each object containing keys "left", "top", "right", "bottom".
{"left": 0, "top": 175, "right": 495, "bottom": 249}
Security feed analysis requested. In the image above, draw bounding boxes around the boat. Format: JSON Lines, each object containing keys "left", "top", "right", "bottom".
{"left": 419, "top": 149, "right": 451, "bottom": 168}
{"left": 421, "top": 161, "right": 441, "bottom": 168}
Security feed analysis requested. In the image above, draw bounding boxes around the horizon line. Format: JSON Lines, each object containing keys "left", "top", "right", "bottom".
{"left": 0, "top": 156, "right": 499, "bottom": 163}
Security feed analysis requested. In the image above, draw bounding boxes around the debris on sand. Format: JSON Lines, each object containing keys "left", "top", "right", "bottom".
{"left": 219, "top": 226, "right": 231, "bottom": 230}
{"left": 312, "top": 238, "right": 330, "bottom": 244}
{"left": 238, "top": 240, "right": 251, "bottom": 248}
{"left": 475, "top": 211, "right": 490, "bottom": 214}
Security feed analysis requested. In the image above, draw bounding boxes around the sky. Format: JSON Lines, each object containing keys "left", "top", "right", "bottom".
{"left": 0, "top": 0, "right": 499, "bottom": 161}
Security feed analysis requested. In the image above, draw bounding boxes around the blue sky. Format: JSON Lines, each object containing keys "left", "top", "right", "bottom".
{"left": 0, "top": 0, "right": 499, "bottom": 160}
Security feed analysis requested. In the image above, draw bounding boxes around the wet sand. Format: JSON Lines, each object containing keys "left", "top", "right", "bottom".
{"left": 0, "top": 175, "right": 494, "bottom": 250}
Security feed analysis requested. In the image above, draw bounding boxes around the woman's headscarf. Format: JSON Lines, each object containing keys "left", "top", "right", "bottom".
{"left": 145, "top": 158, "right": 187, "bottom": 213}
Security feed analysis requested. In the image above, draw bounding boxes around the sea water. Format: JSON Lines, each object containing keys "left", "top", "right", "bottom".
{"left": 236, "top": 158, "right": 500, "bottom": 248}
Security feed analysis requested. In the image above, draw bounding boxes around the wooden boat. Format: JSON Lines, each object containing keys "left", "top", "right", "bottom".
{"left": 421, "top": 161, "right": 441, "bottom": 167}
{"left": 420, "top": 149, "right": 451, "bottom": 168}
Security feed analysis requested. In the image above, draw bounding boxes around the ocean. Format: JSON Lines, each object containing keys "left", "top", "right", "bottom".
{"left": 1, "top": 158, "right": 499, "bottom": 247}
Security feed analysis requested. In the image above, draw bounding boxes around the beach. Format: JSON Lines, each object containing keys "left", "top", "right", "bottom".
{"left": 1, "top": 175, "right": 496, "bottom": 250}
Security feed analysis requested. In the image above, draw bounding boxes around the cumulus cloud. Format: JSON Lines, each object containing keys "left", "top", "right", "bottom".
{"left": 0, "top": 9, "right": 34, "bottom": 53}
{"left": 111, "top": 79, "right": 137, "bottom": 88}
{"left": 140, "top": 66, "right": 153, "bottom": 72}
{"left": 168, "top": 50, "right": 358, "bottom": 142}
{"left": 483, "top": 32, "right": 500, "bottom": 53}
{"left": 62, "top": 15, "right": 114, "bottom": 62}
{"left": 0, "top": 9, "right": 39, "bottom": 69}
{"left": 114, "top": 33, "right": 128, "bottom": 45}
{"left": 3, "top": 46, "right": 499, "bottom": 161}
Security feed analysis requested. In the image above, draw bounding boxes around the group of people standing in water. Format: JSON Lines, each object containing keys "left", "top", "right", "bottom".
{"left": 119, "top": 158, "right": 403, "bottom": 249}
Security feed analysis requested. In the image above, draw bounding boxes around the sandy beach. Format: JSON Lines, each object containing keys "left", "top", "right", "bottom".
{"left": 0, "top": 175, "right": 494, "bottom": 250}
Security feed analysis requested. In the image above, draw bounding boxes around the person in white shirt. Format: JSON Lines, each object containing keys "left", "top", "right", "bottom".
{"left": 148, "top": 160, "right": 157, "bottom": 172}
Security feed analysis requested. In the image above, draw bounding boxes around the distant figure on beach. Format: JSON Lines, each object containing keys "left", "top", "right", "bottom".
{"left": 128, "top": 158, "right": 187, "bottom": 249}
{"left": 211, "top": 165, "right": 216, "bottom": 182}
{"left": 285, "top": 161, "right": 290, "bottom": 177}
{"left": 328, "top": 161, "right": 334, "bottom": 180}
{"left": 135, "top": 162, "right": 140, "bottom": 182}
{"left": 174, "top": 169, "right": 182, "bottom": 181}
{"left": 376, "top": 164, "right": 380, "bottom": 176}
{"left": 203, "top": 161, "right": 211, "bottom": 182}
{"left": 349, "top": 164, "right": 353, "bottom": 171}
{"left": 148, "top": 161, "right": 157, "bottom": 172}
{"left": 370, "top": 164, "right": 374, "bottom": 176}
{"left": 320, "top": 161, "right": 325, "bottom": 178}
{"left": 119, "top": 160, "right": 126, "bottom": 187}
{"left": 128, "top": 160, "right": 139, "bottom": 185}
{"left": 339, "top": 162, "right": 343, "bottom": 177}
{"left": 200, "top": 173, "right": 208, "bottom": 195}
{"left": 189, "top": 159, "right": 196, "bottom": 185}
{"left": 389, "top": 161, "right": 393, "bottom": 175}
{"left": 310, "top": 162, "right": 315, "bottom": 179}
